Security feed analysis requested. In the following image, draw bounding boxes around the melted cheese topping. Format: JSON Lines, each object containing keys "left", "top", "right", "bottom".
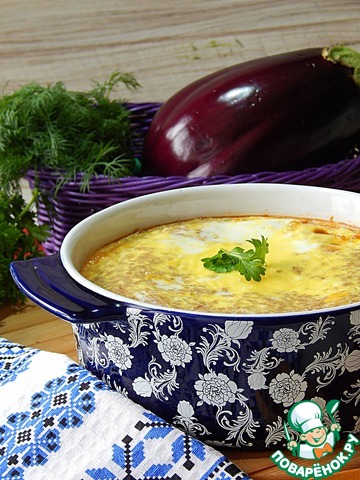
{"left": 80, "top": 216, "right": 360, "bottom": 314}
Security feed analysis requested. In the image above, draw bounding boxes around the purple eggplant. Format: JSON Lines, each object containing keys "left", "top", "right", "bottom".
{"left": 143, "top": 46, "right": 360, "bottom": 177}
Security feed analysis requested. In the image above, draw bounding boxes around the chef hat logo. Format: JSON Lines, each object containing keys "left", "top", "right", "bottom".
{"left": 288, "top": 400, "right": 324, "bottom": 434}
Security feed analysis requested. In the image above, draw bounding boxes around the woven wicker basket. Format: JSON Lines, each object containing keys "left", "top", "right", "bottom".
{"left": 26, "top": 102, "right": 360, "bottom": 255}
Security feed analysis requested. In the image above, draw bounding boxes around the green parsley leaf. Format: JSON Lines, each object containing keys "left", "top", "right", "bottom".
{"left": 201, "top": 236, "right": 269, "bottom": 282}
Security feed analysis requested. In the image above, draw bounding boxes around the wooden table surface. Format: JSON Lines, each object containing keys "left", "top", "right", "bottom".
{"left": 1, "top": 1, "right": 360, "bottom": 478}
{"left": 1, "top": 0, "right": 360, "bottom": 102}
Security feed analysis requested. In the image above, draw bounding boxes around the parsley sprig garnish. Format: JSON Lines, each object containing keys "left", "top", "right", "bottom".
{"left": 201, "top": 236, "right": 269, "bottom": 282}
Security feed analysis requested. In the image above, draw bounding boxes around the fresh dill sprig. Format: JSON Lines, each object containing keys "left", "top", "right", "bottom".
{"left": 0, "top": 71, "right": 141, "bottom": 194}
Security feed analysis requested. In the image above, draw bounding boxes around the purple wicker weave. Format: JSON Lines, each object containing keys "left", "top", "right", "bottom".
{"left": 26, "top": 102, "right": 360, "bottom": 255}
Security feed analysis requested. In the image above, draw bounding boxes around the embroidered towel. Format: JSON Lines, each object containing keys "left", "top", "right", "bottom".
{"left": 0, "top": 338, "right": 251, "bottom": 480}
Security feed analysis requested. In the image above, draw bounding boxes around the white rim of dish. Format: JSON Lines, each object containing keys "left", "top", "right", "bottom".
{"left": 60, "top": 183, "right": 360, "bottom": 319}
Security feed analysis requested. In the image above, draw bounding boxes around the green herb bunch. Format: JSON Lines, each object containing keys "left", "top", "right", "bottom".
{"left": 0, "top": 188, "right": 49, "bottom": 305}
{"left": 0, "top": 71, "right": 140, "bottom": 305}
{"left": 0, "top": 71, "right": 141, "bottom": 194}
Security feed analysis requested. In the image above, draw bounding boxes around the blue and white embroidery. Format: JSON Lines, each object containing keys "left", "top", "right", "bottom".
{"left": 0, "top": 341, "right": 37, "bottom": 386}
{"left": 0, "top": 363, "right": 106, "bottom": 480}
{"left": 0, "top": 338, "right": 250, "bottom": 480}
{"left": 85, "top": 411, "right": 247, "bottom": 480}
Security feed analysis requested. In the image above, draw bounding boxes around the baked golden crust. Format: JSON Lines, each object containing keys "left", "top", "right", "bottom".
{"left": 80, "top": 216, "right": 360, "bottom": 314}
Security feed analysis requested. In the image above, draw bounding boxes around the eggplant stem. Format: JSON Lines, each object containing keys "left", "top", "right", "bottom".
{"left": 323, "top": 46, "right": 360, "bottom": 87}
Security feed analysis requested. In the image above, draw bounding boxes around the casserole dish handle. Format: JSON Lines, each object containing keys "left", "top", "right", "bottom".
{"left": 10, "top": 254, "right": 124, "bottom": 324}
